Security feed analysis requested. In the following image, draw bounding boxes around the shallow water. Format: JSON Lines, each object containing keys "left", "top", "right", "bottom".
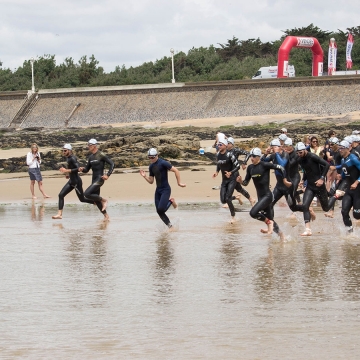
{"left": 1, "top": 202, "right": 360, "bottom": 359}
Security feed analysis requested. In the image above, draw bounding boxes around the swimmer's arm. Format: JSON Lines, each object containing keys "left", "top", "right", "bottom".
{"left": 103, "top": 155, "right": 115, "bottom": 177}
{"left": 241, "top": 167, "right": 251, "bottom": 186}
{"left": 140, "top": 169, "right": 154, "bottom": 184}
{"left": 229, "top": 153, "right": 240, "bottom": 173}
{"left": 170, "top": 166, "right": 186, "bottom": 187}
{"left": 275, "top": 152, "right": 288, "bottom": 167}
{"left": 79, "top": 160, "right": 91, "bottom": 173}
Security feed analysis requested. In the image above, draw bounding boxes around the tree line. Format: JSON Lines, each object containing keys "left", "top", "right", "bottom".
{"left": 1, "top": 24, "right": 359, "bottom": 91}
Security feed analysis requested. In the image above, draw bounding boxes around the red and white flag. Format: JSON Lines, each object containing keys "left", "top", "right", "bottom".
{"left": 328, "top": 38, "right": 337, "bottom": 75}
{"left": 346, "top": 33, "right": 354, "bottom": 69}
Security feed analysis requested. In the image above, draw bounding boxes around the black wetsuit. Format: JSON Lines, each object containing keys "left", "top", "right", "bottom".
{"left": 149, "top": 158, "right": 174, "bottom": 227}
{"left": 340, "top": 154, "right": 360, "bottom": 227}
{"left": 297, "top": 151, "right": 331, "bottom": 223}
{"left": 326, "top": 148, "right": 344, "bottom": 210}
{"left": 242, "top": 161, "right": 286, "bottom": 233}
{"left": 351, "top": 145, "right": 360, "bottom": 159}
{"left": 264, "top": 151, "right": 303, "bottom": 212}
{"left": 82, "top": 150, "right": 114, "bottom": 213}
{"left": 57, "top": 155, "right": 93, "bottom": 210}
{"left": 287, "top": 150, "right": 302, "bottom": 202}
{"left": 229, "top": 147, "right": 251, "bottom": 201}
{"left": 216, "top": 150, "right": 240, "bottom": 217}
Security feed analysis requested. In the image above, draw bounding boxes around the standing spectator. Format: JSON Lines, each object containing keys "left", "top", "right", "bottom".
{"left": 324, "top": 130, "right": 336, "bottom": 161}
{"left": 309, "top": 135, "right": 324, "bottom": 157}
{"left": 26, "top": 143, "right": 50, "bottom": 199}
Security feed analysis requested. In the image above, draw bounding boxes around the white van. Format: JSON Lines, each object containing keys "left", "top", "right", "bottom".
{"left": 252, "top": 65, "right": 295, "bottom": 79}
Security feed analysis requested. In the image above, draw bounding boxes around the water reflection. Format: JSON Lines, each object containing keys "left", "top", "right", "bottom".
{"left": 253, "top": 243, "right": 298, "bottom": 303}
{"left": 341, "top": 242, "right": 360, "bottom": 301}
{"left": 31, "top": 201, "right": 45, "bottom": 222}
{"left": 218, "top": 236, "right": 243, "bottom": 303}
{"left": 63, "top": 222, "right": 110, "bottom": 308}
{"left": 152, "top": 233, "right": 175, "bottom": 303}
{"left": 301, "top": 242, "right": 331, "bottom": 301}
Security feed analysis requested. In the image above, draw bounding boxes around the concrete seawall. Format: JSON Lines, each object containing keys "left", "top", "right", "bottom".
{"left": 1, "top": 76, "right": 360, "bottom": 128}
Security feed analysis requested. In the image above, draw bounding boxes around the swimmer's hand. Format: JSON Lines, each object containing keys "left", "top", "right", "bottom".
{"left": 315, "top": 178, "right": 324, "bottom": 187}
{"left": 224, "top": 171, "right": 231, "bottom": 178}
{"left": 78, "top": 167, "right": 84, "bottom": 172}
{"left": 350, "top": 180, "right": 359, "bottom": 190}
{"left": 101, "top": 175, "right": 109, "bottom": 181}
{"left": 236, "top": 175, "right": 242, "bottom": 183}
{"left": 59, "top": 167, "right": 67, "bottom": 173}
{"left": 140, "top": 169, "right": 146, "bottom": 177}
{"left": 178, "top": 183, "right": 186, "bottom": 187}
{"left": 212, "top": 172, "right": 218, "bottom": 178}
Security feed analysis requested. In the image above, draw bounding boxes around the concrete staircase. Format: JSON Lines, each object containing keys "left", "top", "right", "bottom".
{"left": 8, "top": 93, "right": 39, "bottom": 128}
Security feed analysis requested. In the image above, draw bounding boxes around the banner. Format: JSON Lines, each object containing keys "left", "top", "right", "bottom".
{"left": 328, "top": 38, "right": 337, "bottom": 75}
{"left": 346, "top": 33, "right": 354, "bottom": 69}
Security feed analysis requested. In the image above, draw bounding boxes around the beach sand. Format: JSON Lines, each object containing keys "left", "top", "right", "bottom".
{"left": 0, "top": 165, "right": 267, "bottom": 206}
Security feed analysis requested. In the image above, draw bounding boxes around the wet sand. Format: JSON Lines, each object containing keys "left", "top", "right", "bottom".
{"left": 0, "top": 201, "right": 359, "bottom": 359}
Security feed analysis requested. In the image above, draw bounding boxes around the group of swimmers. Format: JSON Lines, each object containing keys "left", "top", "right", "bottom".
{"left": 52, "top": 139, "right": 186, "bottom": 228}
{"left": 51, "top": 129, "right": 360, "bottom": 238}
{"left": 214, "top": 128, "right": 360, "bottom": 239}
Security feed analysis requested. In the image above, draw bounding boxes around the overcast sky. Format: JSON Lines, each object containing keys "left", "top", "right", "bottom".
{"left": 0, "top": 0, "right": 359, "bottom": 72}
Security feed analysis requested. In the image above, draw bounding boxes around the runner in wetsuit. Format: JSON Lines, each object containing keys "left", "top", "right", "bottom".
{"left": 237, "top": 147, "right": 285, "bottom": 239}
{"left": 140, "top": 148, "right": 186, "bottom": 228}
{"left": 261, "top": 139, "right": 294, "bottom": 201}
{"left": 283, "top": 138, "right": 302, "bottom": 202}
{"left": 324, "top": 137, "right": 343, "bottom": 218}
{"left": 350, "top": 135, "right": 360, "bottom": 159}
{"left": 52, "top": 144, "right": 94, "bottom": 219}
{"left": 78, "top": 138, "right": 114, "bottom": 221}
{"left": 226, "top": 137, "right": 256, "bottom": 206}
{"left": 338, "top": 140, "right": 360, "bottom": 233}
{"left": 295, "top": 142, "right": 332, "bottom": 236}
{"left": 213, "top": 139, "right": 240, "bottom": 223}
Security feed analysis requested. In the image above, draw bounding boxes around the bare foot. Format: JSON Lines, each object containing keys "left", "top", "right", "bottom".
{"left": 222, "top": 203, "right": 229, "bottom": 208}
{"left": 103, "top": 213, "right": 110, "bottom": 221}
{"left": 249, "top": 197, "right": 256, "bottom": 207}
{"left": 301, "top": 228, "right": 312, "bottom": 236}
{"left": 230, "top": 217, "right": 235, "bottom": 224}
{"left": 101, "top": 198, "right": 108, "bottom": 212}
{"left": 170, "top": 198, "right": 177, "bottom": 209}
{"left": 309, "top": 207, "right": 316, "bottom": 221}
{"left": 43, "top": 195, "right": 51, "bottom": 198}
{"left": 32, "top": 196, "right": 37, "bottom": 199}
{"left": 52, "top": 214, "right": 62, "bottom": 220}
{"left": 324, "top": 210, "right": 334, "bottom": 218}
{"left": 279, "top": 231, "right": 285, "bottom": 241}
{"left": 261, "top": 220, "right": 273, "bottom": 234}
{"left": 235, "top": 194, "right": 243, "bottom": 205}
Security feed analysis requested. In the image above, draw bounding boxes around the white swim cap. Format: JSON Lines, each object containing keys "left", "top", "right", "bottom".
{"left": 295, "top": 142, "right": 306, "bottom": 151}
{"left": 148, "top": 148, "right": 158, "bottom": 156}
{"left": 250, "top": 148, "right": 262, "bottom": 157}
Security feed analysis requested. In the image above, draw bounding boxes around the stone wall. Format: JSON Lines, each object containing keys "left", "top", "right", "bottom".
{"left": 2, "top": 77, "right": 360, "bottom": 128}
{"left": 0, "top": 97, "right": 26, "bottom": 127}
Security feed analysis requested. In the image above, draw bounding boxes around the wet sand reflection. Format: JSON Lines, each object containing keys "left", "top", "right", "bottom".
{"left": 1, "top": 203, "right": 360, "bottom": 358}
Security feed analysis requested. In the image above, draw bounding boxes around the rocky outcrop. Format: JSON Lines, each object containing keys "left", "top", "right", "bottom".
{"left": 0, "top": 117, "right": 357, "bottom": 173}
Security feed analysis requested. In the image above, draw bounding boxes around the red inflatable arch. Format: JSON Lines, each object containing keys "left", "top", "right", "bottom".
{"left": 277, "top": 36, "right": 323, "bottom": 78}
